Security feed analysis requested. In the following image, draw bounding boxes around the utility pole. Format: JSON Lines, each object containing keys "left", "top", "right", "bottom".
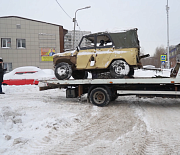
{"left": 166, "top": 0, "right": 170, "bottom": 68}
{"left": 73, "top": 6, "right": 91, "bottom": 49}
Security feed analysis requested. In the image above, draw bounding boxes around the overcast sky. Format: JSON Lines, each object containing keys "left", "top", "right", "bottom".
{"left": 0, "top": 0, "right": 180, "bottom": 56}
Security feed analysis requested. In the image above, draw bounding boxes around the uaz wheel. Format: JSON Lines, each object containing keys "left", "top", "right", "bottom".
{"left": 55, "top": 62, "right": 72, "bottom": 80}
{"left": 89, "top": 87, "right": 110, "bottom": 107}
{"left": 110, "top": 60, "right": 130, "bottom": 78}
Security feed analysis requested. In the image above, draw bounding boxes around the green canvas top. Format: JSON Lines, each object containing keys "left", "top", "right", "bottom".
{"left": 109, "top": 29, "right": 139, "bottom": 49}
{"left": 84, "top": 28, "right": 140, "bottom": 49}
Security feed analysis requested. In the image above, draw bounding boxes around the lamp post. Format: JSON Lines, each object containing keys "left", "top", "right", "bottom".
{"left": 73, "top": 6, "right": 91, "bottom": 49}
{"left": 166, "top": 0, "right": 170, "bottom": 68}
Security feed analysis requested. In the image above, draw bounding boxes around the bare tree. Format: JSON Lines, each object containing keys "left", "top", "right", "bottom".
{"left": 141, "top": 46, "right": 166, "bottom": 68}
{"left": 153, "top": 46, "right": 166, "bottom": 67}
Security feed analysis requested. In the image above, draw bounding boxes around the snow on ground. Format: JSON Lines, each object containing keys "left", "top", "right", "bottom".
{"left": 1, "top": 84, "right": 180, "bottom": 154}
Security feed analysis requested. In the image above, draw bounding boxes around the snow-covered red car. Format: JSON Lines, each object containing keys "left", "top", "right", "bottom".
{"left": 2, "top": 66, "right": 56, "bottom": 85}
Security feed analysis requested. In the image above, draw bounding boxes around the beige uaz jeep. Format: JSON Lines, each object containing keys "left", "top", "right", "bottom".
{"left": 53, "top": 28, "right": 148, "bottom": 80}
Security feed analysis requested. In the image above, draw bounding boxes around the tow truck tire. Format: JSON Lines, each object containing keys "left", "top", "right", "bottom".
{"left": 55, "top": 62, "right": 72, "bottom": 80}
{"left": 72, "top": 70, "right": 88, "bottom": 79}
{"left": 110, "top": 60, "right": 130, "bottom": 78}
{"left": 89, "top": 87, "right": 111, "bottom": 107}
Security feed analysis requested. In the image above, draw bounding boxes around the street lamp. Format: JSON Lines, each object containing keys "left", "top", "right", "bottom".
{"left": 166, "top": 0, "right": 170, "bottom": 68}
{"left": 73, "top": 6, "right": 91, "bottom": 49}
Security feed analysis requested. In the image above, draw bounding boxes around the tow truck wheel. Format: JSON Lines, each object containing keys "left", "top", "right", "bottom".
{"left": 55, "top": 62, "right": 72, "bottom": 80}
{"left": 89, "top": 87, "right": 111, "bottom": 107}
{"left": 110, "top": 60, "right": 130, "bottom": 78}
{"left": 72, "top": 70, "right": 88, "bottom": 79}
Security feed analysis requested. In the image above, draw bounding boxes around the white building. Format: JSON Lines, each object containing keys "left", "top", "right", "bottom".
{"left": 0, "top": 16, "right": 67, "bottom": 71}
{"left": 64, "top": 30, "right": 91, "bottom": 50}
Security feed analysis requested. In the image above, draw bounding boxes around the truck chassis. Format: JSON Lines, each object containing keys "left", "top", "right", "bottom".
{"left": 39, "top": 63, "right": 180, "bottom": 107}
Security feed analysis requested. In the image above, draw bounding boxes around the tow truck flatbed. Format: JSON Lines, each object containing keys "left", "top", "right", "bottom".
{"left": 39, "top": 76, "right": 180, "bottom": 85}
{"left": 39, "top": 63, "right": 180, "bottom": 107}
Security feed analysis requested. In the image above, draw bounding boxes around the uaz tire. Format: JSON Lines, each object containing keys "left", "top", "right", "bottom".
{"left": 110, "top": 60, "right": 130, "bottom": 78}
{"left": 55, "top": 62, "right": 72, "bottom": 80}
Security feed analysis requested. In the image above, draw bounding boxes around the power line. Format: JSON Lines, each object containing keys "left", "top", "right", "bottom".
{"left": 55, "top": 0, "right": 82, "bottom": 30}
{"left": 55, "top": 0, "right": 72, "bottom": 20}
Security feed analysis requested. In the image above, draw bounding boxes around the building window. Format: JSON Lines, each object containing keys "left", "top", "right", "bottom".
{"left": 16, "top": 24, "right": 21, "bottom": 29}
{"left": 1, "top": 38, "right": 11, "bottom": 48}
{"left": 17, "top": 39, "right": 26, "bottom": 48}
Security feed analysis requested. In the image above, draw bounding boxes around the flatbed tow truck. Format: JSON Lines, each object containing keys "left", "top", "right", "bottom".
{"left": 38, "top": 63, "right": 180, "bottom": 107}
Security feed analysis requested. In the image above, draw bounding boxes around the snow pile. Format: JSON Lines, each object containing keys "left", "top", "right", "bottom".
{"left": 134, "top": 69, "right": 171, "bottom": 77}
{"left": 0, "top": 85, "right": 77, "bottom": 154}
{"left": 4, "top": 66, "right": 56, "bottom": 81}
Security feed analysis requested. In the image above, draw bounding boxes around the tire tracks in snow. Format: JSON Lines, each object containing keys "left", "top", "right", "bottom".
{"left": 132, "top": 97, "right": 180, "bottom": 154}
{"left": 2, "top": 87, "right": 180, "bottom": 154}
{"left": 41, "top": 103, "right": 145, "bottom": 155}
